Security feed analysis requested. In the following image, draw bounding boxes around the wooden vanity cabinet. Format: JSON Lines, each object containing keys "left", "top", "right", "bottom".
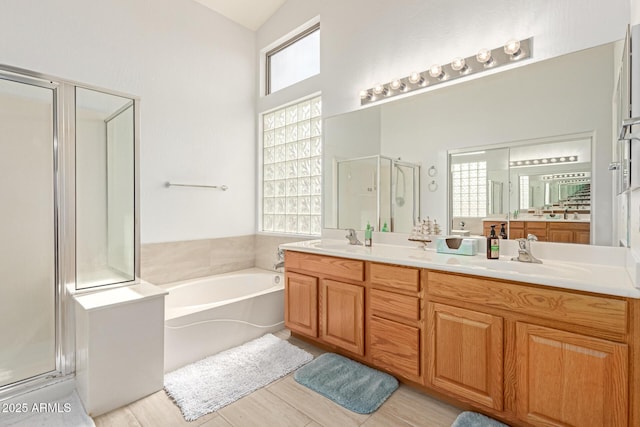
{"left": 426, "top": 269, "right": 631, "bottom": 427}
{"left": 285, "top": 250, "right": 637, "bottom": 427}
{"left": 284, "top": 251, "right": 365, "bottom": 356}
{"left": 484, "top": 220, "right": 590, "bottom": 243}
{"left": 368, "top": 263, "right": 422, "bottom": 382}
{"left": 516, "top": 323, "right": 628, "bottom": 427}
{"left": 284, "top": 272, "right": 318, "bottom": 337}
{"left": 548, "top": 222, "right": 591, "bottom": 244}
{"left": 320, "top": 279, "right": 364, "bottom": 355}
{"left": 427, "top": 302, "right": 504, "bottom": 410}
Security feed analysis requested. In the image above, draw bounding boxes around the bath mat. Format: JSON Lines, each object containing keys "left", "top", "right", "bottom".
{"left": 451, "top": 411, "right": 510, "bottom": 427}
{"left": 164, "top": 333, "right": 312, "bottom": 421}
{"left": 293, "top": 352, "right": 398, "bottom": 414}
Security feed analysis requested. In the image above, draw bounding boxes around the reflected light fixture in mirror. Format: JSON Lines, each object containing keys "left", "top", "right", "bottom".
{"left": 360, "top": 38, "right": 532, "bottom": 105}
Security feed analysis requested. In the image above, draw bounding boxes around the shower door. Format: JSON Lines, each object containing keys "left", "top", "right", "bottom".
{"left": 0, "top": 75, "right": 57, "bottom": 388}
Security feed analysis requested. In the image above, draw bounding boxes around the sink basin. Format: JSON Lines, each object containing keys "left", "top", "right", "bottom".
{"left": 469, "top": 258, "right": 590, "bottom": 277}
{"left": 311, "top": 241, "right": 369, "bottom": 254}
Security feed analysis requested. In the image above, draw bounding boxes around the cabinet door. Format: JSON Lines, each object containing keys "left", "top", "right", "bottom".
{"left": 320, "top": 279, "right": 365, "bottom": 355}
{"left": 516, "top": 323, "right": 628, "bottom": 427}
{"left": 548, "top": 229, "right": 573, "bottom": 243}
{"left": 427, "top": 303, "right": 503, "bottom": 410}
{"left": 285, "top": 272, "right": 318, "bottom": 337}
{"left": 370, "top": 316, "right": 420, "bottom": 381}
{"left": 575, "top": 230, "right": 590, "bottom": 244}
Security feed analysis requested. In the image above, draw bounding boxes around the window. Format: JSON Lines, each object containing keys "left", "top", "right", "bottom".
{"left": 266, "top": 23, "right": 320, "bottom": 94}
{"left": 451, "top": 161, "right": 487, "bottom": 217}
{"left": 261, "top": 96, "right": 322, "bottom": 235}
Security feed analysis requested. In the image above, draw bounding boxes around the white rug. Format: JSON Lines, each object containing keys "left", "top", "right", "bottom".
{"left": 1, "top": 391, "right": 94, "bottom": 427}
{"left": 164, "top": 333, "right": 313, "bottom": 421}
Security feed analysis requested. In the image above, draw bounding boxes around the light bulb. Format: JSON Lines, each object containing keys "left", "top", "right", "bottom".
{"left": 390, "top": 79, "right": 406, "bottom": 91}
{"left": 373, "top": 84, "right": 385, "bottom": 95}
{"left": 504, "top": 39, "right": 521, "bottom": 56}
{"left": 429, "top": 64, "right": 444, "bottom": 79}
{"left": 451, "top": 57, "right": 467, "bottom": 72}
{"left": 408, "top": 71, "right": 425, "bottom": 85}
{"left": 359, "top": 90, "right": 371, "bottom": 100}
{"left": 476, "top": 48, "right": 493, "bottom": 64}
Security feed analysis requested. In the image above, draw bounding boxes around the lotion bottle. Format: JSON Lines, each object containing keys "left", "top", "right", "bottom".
{"left": 365, "top": 222, "right": 373, "bottom": 247}
{"left": 486, "top": 225, "right": 500, "bottom": 259}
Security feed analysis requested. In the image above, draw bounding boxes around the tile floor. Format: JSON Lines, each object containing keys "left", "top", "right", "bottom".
{"left": 94, "top": 330, "right": 462, "bottom": 427}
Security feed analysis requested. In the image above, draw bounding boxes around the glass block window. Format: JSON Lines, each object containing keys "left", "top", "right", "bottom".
{"left": 266, "top": 23, "right": 320, "bottom": 95}
{"left": 519, "top": 175, "right": 530, "bottom": 209}
{"left": 451, "top": 161, "right": 487, "bottom": 217}
{"left": 262, "top": 95, "right": 322, "bottom": 235}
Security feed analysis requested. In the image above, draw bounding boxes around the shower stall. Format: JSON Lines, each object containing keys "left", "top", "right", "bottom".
{"left": 0, "top": 66, "right": 139, "bottom": 400}
{"left": 336, "top": 155, "right": 420, "bottom": 232}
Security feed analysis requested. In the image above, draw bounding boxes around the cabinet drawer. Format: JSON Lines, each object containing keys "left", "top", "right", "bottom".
{"left": 370, "top": 316, "right": 420, "bottom": 380}
{"left": 427, "top": 271, "right": 627, "bottom": 335}
{"left": 370, "top": 263, "right": 420, "bottom": 293}
{"left": 370, "top": 288, "right": 420, "bottom": 322}
{"left": 285, "top": 251, "right": 364, "bottom": 282}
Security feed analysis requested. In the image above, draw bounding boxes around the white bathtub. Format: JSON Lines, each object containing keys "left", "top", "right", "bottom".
{"left": 162, "top": 268, "right": 284, "bottom": 372}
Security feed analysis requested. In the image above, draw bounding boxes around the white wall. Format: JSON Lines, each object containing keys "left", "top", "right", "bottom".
{"left": 0, "top": 0, "right": 256, "bottom": 243}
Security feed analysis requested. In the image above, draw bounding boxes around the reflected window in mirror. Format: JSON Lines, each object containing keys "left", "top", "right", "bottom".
{"left": 451, "top": 160, "right": 487, "bottom": 217}
{"left": 449, "top": 148, "right": 509, "bottom": 237}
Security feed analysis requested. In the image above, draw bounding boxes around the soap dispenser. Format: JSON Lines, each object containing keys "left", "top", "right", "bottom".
{"left": 365, "top": 222, "right": 373, "bottom": 247}
{"left": 499, "top": 223, "right": 508, "bottom": 239}
{"left": 486, "top": 225, "right": 499, "bottom": 259}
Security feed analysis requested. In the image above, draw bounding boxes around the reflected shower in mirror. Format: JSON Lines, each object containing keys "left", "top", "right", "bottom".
{"left": 76, "top": 87, "right": 136, "bottom": 289}
{"left": 336, "top": 155, "right": 419, "bottom": 232}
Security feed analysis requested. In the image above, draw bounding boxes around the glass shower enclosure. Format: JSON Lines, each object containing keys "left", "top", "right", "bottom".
{"left": 0, "top": 66, "right": 139, "bottom": 398}
{"left": 337, "top": 155, "right": 420, "bottom": 232}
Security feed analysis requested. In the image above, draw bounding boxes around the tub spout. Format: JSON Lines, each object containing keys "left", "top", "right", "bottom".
{"left": 274, "top": 248, "right": 285, "bottom": 271}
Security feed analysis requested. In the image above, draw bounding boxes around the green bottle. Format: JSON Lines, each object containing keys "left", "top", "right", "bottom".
{"left": 365, "top": 222, "right": 373, "bottom": 247}
{"left": 382, "top": 222, "right": 389, "bottom": 232}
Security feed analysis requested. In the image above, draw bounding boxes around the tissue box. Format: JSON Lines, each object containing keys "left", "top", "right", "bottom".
{"left": 436, "top": 236, "right": 478, "bottom": 256}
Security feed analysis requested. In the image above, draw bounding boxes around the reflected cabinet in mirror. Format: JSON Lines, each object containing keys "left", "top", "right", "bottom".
{"left": 323, "top": 40, "right": 622, "bottom": 245}
{"left": 76, "top": 88, "right": 137, "bottom": 289}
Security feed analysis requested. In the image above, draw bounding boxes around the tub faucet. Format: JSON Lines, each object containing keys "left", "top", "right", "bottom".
{"left": 345, "top": 228, "right": 363, "bottom": 245}
{"left": 512, "top": 234, "right": 542, "bottom": 264}
{"left": 273, "top": 248, "right": 285, "bottom": 271}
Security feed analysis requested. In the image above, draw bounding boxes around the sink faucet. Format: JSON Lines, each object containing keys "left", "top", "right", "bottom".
{"left": 512, "top": 234, "right": 542, "bottom": 264}
{"left": 345, "top": 228, "right": 363, "bottom": 245}
{"left": 273, "top": 248, "right": 285, "bottom": 270}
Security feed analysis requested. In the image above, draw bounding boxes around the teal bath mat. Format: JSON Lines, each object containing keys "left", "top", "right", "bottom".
{"left": 294, "top": 353, "right": 398, "bottom": 414}
{"left": 451, "top": 411, "right": 509, "bottom": 427}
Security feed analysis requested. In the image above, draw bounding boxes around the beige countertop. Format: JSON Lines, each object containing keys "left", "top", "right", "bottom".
{"left": 280, "top": 239, "right": 638, "bottom": 299}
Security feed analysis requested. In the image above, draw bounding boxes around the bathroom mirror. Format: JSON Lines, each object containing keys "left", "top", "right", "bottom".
{"left": 323, "top": 40, "right": 619, "bottom": 245}
{"left": 76, "top": 87, "right": 137, "bottom": 289}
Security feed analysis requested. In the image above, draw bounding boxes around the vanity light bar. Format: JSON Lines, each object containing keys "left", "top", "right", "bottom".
{"left": 360, "top": 38, "right": 532, "bottom": 105}
{"left": 509, "top": 154, "right": 578, "bottom": 168}
{"left": 541, "top": 172, "right": 590, "bottom": 181}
